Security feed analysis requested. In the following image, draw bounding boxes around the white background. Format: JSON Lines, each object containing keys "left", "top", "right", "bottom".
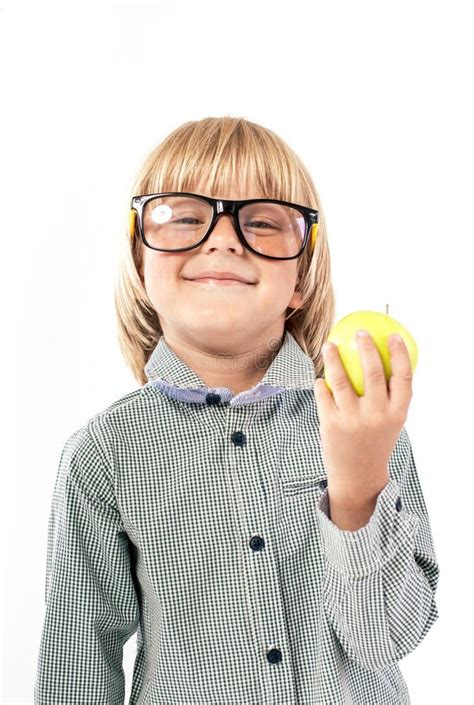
{"left": 1, "top": 0, "right": 472, "bottom": 702}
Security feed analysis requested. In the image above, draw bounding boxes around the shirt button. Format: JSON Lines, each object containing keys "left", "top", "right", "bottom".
{"left": 249, "top": 535, "right": 265, "bottom": 551}
{"left": 318, "top": 478, "right": 328, "bottom": 490}
{"left": 266, "top": 647, "right": 282, "bottom": 664}
{"left": 396, "top": 496, "right": 402, "bottom": 512}
{"left": 231, "top": 431, "right": 246, "bottom": 446}
{"left": 205, "top": 392, "right": 221, "bottom": 405}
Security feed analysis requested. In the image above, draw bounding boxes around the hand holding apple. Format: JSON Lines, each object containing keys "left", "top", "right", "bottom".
{"left": 323, "top": 310, "right": 418, "bottom": 397}
{"left": 313, "top": 311, "right": 416, "bottom": 522}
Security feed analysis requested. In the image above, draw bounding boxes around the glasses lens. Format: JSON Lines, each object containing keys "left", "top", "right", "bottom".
{"left": 143, "top": 195, "right": 213, "bottom": 251}
{"left": 142, "top": 196, "right": 306, "bottom": 257}
{"left": 239, "top": 202, "right": 306, "bottom": 258}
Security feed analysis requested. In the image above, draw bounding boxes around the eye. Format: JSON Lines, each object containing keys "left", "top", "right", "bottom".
{"left": 244, "top": 220, "right": 275, "bottom": 229}
{"left": 173, "top": 217, "right": 202, "bottom": 224}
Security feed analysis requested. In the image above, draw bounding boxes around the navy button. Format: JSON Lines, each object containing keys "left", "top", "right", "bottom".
{"left": 396, "top": 496, "right": 402, "bottom": 512}
{"left": 319, "top": 478, "right": 328, "bottom": 490}
{"left": 266, "top": 648, "right": 282, "bottom": 664}
{"left": 231, "top": 431, "right": 246, "bottom": 446}
{"left": 249, "top": 535, "right": 265, "bottom": 551}
{"left": 205, "top": 392, "right": 221, "bottom": 405}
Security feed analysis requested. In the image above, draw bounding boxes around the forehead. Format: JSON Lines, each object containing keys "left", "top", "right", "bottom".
{"left": 189, "top": 178, "right": 268, "bottom": 202}
{"left": 196, "top": 191, "right": 269, "bottom": 202}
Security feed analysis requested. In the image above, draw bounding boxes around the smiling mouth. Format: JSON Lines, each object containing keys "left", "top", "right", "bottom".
{"left": 186, "top": 277, "right": 254, "bottom": 286}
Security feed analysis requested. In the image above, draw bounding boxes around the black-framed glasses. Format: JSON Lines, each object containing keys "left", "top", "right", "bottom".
{"left": 129, "top": 191, "right": 319, "bottom": 260}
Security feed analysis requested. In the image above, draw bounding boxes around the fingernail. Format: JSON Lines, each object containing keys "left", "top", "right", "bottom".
{"left": 322, "top": 342, "right": 332, "bottom": 353}
{"left": 357, "top": 329, "right": 369, "bottom": 337}
{"left": 391, "top": 333, "right": 402, "bottom": 344}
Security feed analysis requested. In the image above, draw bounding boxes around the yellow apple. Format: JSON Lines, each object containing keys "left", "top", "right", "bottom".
{"left": 323, "top": 310, "right": 418, "bottom": 397}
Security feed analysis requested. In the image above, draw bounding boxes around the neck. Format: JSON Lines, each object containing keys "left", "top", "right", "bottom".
{"left": 160, "top": 326, "right": 285, "bottom": 396}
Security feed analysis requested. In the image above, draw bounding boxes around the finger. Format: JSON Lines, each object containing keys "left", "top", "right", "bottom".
{"left": 313, "top": 375, "right": 336, "bottom": 417}
{"left": 321, "top": 342, "right": 358, "bottom": 411}
{"left": 387, "top": 334, "right": 413, "bottom": 415}
{"left": 355, "top": 330, "right": 388, "bottom": 406}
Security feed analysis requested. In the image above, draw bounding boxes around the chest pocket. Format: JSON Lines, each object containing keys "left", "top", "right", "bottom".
{"left": 280, "top": 474, "right": 327, "bottom": 496}
{"left": 275, "top": 444, "right": 328, "bottom": 557}
{"left": 277, "top": 442, "right": 327, "bottom": 496}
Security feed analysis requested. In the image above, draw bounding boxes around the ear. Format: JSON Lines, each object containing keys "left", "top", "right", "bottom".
{"left": 137, "top": 251, "right": 145, "bottom": 285}
{"left": 288, "top": 289, "right": 303, "bottom": 310}
{"left": 137, "top": 264, "right": 145, "bottom": 287}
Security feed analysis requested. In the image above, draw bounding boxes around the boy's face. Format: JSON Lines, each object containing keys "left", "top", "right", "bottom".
{"left": 138, "top": 187, "right": 304, "bottom": 352}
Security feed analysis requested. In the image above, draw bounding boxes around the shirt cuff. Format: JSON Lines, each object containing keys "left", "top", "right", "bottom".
{"left": 316, "top": 477, "right": 420, "bottom": 578}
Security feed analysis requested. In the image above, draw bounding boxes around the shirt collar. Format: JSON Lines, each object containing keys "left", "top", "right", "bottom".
{"left": 143, "top": 330, "right": 316, "bottom": 406}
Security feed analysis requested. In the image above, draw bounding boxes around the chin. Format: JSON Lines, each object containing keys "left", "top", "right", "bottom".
{"left": 187, "top": 321, "right": 244, "bottom": 337}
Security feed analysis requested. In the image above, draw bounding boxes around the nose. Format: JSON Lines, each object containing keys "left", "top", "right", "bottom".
{"left": 201, "top": 213, "right": 244, "bottom": 253}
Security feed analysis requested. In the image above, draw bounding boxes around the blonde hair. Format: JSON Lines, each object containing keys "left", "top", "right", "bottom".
{"left": 114, "top": 116, "right": 335, "bottom": 386}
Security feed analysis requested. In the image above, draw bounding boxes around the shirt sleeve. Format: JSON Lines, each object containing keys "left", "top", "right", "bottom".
{"left": 34, "top": 419, "right": 140, "bottom": 705}
{"left": 315, "top": 425, "right": 440, "bottom": 671}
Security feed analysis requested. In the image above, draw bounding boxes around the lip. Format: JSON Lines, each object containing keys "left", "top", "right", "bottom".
{"left": 186, "top": 278, "right": 251, "bottom": 286}
{"left": 184, "top": 270, "right": 256, "bottom": 284}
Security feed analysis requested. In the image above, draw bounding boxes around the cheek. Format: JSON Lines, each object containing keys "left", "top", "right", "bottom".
{"left": 142, "top": 258, "right": 178, "bottom": 305}
{"left": 143, "top": 252, "right": 181, "bottom": 302}
{"left": 259, "top": 270, "right": 297, "bottom": 299}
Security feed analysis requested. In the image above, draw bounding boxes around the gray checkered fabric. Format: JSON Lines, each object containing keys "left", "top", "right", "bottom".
{"left": 34, "top": 330, "right": 439, "bottom": 704}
